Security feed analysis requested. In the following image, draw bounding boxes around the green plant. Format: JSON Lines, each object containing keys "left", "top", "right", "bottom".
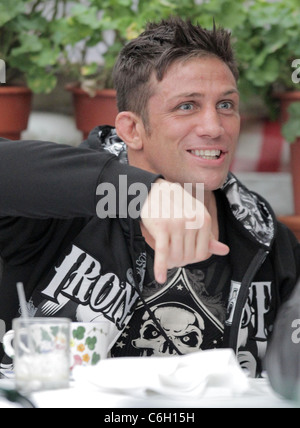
{"left": 171, "top": 0, "right": 300, "bottom": 139}
{"left": 3, "top": 0, "right": 299, "bottom": 118}
{"left": 168, "top": 0, "right": 300, "bottom": 115}
{"left": 282, "top": 102, "right": 300, "bottom": 143}
{"left": 230, "top": 0, "right": 300, "bottom": 118}
{"left": 0, "top": 0, "right": 68, "bottom": 93}
{"left": 57, "top": 0, "right": 177, "bottom": 95}
{"left": 60, "top": 0, "right": 247, "bottom": 95}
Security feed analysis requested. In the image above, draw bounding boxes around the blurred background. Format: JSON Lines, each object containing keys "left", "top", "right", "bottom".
{"left": 1, "top": 0, "right": 300, "bottom": 220}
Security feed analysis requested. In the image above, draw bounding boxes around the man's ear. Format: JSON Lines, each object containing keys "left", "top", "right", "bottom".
{"left": 115, "top": 111, "right": 144, "bottom": 151}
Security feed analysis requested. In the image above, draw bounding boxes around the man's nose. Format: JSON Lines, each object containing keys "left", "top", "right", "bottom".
{"left": 194, "top": 107, "right": 225, "bottom": 139}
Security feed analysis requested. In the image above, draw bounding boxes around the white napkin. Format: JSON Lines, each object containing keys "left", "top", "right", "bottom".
{"left": 73, "top": 349, "right": 250, "bottom": 400}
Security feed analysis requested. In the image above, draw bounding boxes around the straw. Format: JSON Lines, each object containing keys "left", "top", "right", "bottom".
{"left": 16, "top": 282, "right": 34, "bottom": 354}
{"left": 17, "top": 282, "right": 30, "bottom": 319}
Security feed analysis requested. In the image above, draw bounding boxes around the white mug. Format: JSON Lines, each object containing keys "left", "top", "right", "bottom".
{"left": 70, "top": 322, "right": 109, "bottom": 369}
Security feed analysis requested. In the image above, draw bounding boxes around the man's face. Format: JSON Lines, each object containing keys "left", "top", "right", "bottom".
{"left": 135, "top": 56, "right": 240, "bottom": 192}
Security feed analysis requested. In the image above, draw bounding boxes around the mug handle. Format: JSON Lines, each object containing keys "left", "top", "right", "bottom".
{"left": 3, "top": 330, "right": 15, "bottom": 359}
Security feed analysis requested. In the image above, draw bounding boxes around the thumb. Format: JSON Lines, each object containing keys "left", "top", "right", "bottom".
{"left": 208, "top": 235, "right": 230, "bottom": 256}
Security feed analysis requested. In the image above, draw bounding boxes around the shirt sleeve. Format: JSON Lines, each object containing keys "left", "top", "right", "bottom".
{"left": 0, "top": 138, "right": 161, "bottom": 219}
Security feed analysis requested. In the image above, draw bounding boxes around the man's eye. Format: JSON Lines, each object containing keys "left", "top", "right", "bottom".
{"left": 179, "top": 103, "right": 194, "bottom": 111}
{"left": 217, "top": 101, "right": 233, "bottom": 110}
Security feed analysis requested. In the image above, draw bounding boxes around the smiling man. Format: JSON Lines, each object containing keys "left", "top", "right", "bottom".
{"left": 117, "top": 55, "right": 240, "bottom": 251}
{"left": 0, "top": 18, "right": 300, "bottom": 377}
{"left": 107, "top": 18, "right": 300, "bottom": 374}
{"left": 114, "top": 20, "right": 240, "bottom": 283}
{"left": 118, "top": 58, "right": 240, "bottom": 189}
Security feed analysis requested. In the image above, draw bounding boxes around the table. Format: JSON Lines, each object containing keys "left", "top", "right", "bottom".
{"left": 0, "top": 378, "right": 297, "bottom": 408}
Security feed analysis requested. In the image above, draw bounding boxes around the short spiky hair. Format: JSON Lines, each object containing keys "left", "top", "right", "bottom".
{"left": 113, "top": 17, "right": 239, "bottom": 129}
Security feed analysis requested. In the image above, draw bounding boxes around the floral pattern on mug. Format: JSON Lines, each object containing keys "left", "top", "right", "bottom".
{"left": 71, "top": 325, "right": 107, "bottom": 369}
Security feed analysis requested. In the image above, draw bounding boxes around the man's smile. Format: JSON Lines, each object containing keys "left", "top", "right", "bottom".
{"left": 188, "top": 149, "right": 222, "bottom": 160}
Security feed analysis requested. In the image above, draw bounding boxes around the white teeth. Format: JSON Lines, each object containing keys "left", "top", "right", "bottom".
{"left": 190, "top": 149, "right": 221, "bottom": 159}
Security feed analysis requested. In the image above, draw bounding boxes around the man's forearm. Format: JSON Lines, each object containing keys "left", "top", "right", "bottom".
{"left": 0, "top": 138, "right": 160, "bottom": 219}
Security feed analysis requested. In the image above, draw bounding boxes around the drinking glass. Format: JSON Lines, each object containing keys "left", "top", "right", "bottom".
{"left": 3, "top": 318, "right": 71, "bottom": 393}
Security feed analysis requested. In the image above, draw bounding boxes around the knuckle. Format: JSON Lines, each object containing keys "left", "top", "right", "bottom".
{"left": 156, "top": 242, "right": 168, "bottom": 254}
{"left": 170, "top": 247, "right": 183, "bottom": 264}
{"left": 196, "top": 246, "right": 209, "bottom": 261}
{"left": 203, "top": 211, "right": 212, "bottom": 227}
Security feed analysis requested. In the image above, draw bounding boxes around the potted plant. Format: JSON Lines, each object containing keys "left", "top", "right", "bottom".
{"left": 279, "top": 100, "right": 300, "bottom": 237}
{"left": 59, "top": 0, "right": 177, "bottom": 139}
{"left": 218, "top": 0, "right": 300, "bottom": 235}
{"left": 0, "top": 0, "right": 66, "bottom": 140}
{"left": 165, "top": 0, "right": 300, "bottom": 229}
{"left": 195, "top": 0, "right": 300, "bottom": 220}
{"left": 59, "top": 1, "right": 119, "bottom": 139}
{"left": 63, "top": 0, "right": 264, "bottom": 137}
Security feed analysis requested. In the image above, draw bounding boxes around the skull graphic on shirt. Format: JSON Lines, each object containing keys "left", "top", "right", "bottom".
{"left": 132, "top": 303, "right": 205, "bottom": 356}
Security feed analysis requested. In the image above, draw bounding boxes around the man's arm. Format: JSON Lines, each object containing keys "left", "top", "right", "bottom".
{"left": 0, "top": 138, "right": 160, "bottom": 219}
{"left": 0, "top": 138, "right": 228, "bottom": 284}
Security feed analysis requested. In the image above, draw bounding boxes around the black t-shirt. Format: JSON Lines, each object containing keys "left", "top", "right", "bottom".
{"left": 111, "top": 193, "right": 231, "bottom": 358}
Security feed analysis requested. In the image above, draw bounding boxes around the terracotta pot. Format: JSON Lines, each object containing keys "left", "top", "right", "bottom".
{"left": 0, "top": 86, "right": 32, "bottom": 140}
{"left": 66, "top": 85, "right": 118, "bottom": 140}
{"left": 279, "top": 91, "right": 300, "bottom": 215}
{"left": 289, "top": 138, "right": 300, "bottom": 215}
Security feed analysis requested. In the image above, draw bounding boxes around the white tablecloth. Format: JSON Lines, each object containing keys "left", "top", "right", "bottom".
{"left": 0, "top": 348, "right": 298, "bottom": 409}
{"left": 0, "top": 378, "right": 297, "bottom": 408}
{"left": 30, "top": 379, "right": 297, "bottom": 408}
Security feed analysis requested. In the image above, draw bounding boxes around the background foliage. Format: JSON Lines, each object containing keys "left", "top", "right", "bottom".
{"left": 0, "top": 0, "right": 66, "bottom": 93}
{"left": 1, "top": 0, "right": 300, "bottom": 125}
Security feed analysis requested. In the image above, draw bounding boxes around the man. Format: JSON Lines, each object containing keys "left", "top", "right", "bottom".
{"left": 0, "top": 18, "right": 299, "bottom": 377}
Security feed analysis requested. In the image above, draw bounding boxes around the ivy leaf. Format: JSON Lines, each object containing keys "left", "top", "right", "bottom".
{"left": 245, "top": 56, "right": 279, "bottom": 87}
{"left": 0, "top": 1, "right": 25, "bottom": 26}
{"left": 11, "top": 34, "right": 42, "bottom": 56}
{"left": 70, "top": 4, "right": 102, "bottom": 30}
{"left": 219, "top": 1, "right": 247, "bottom": 30}
{"left": 27, "top": 72, "right": 57, "bottom": 94}
{"left": 81, "top": 63, "right": 99, "bottom": 77}
{"left": 282, "top": 102, "right": 300, "bottom": 143}
{"left": 31, "top": 45, "right": 60, "bottom": 68}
